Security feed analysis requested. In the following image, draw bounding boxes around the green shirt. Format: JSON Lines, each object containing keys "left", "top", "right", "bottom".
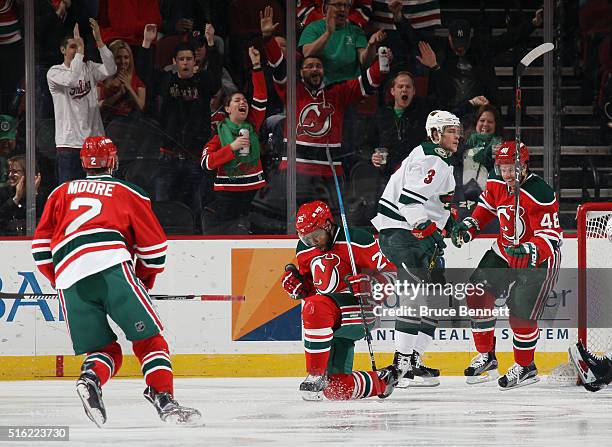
{"left": 298, "top": 19, "right": 368, "bottom": 84}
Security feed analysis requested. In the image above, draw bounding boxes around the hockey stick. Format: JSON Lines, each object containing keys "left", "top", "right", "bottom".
{"left": 513, "top": 42, "right": 554, "bottom": 244}
{"left": 0, "top": 292, "right": 245, "bottom": 301}
{"left": 325, "top": 146, "right": 380, "bottom": 383}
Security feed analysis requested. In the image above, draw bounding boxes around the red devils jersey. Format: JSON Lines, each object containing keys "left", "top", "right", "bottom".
{"left": 295, "top": 227, "right": 396, "bottom": 299}
{"left": 471, "top": 173, "right": 563, "bottom": 265}
{"left": 265, "top": 37, "right": 382, "bottom": 176}
{"left": 32, "top": 175, "right": 167, "bottom": 290}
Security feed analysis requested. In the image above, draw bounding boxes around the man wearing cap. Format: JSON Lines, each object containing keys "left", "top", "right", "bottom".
{"left": 390, "top": 4, "right": 543, "bottom": 111}
{"left": 0, "top": 114, "right": 17, "bottom": 188}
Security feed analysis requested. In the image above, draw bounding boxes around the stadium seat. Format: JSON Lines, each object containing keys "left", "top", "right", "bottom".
{"left": 122, "top": 159, "right": 160, "bottom": 198}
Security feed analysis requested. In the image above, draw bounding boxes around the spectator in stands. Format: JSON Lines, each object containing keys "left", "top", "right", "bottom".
{"left": 390, "top": 3, "right": 544, "bottom": 111}
{"left": 0, "top": 114, "right": 17, "bottom": 188}
{"left": 47, "top": 19, "right": 116, "bottom": 184}
{"left": 201, "top": 47, "right": 267, "bottom": 234}
{"left": 155, "top": 25, "right": 222, "bottom": 217}
{"left": 299, "top": 0, "right": 386, "bottom": 84}
{"left": 0, "top": 155, "right": 45, "bottom": 236}
{"left": 458, "top": 104, "right": 505, "bottom": 203}
{"left": 0, "top": 0, "right": 24, "bottom": 114}
{"left": 297, "top": 0, "right": 372, "bottom": 29}
{"left": 368, "top": 71, "right": 436, "bottom": 178}
{"left": 97, "top": 0, "right": 161, "bottom": 47}
{"left": 98, "top": 39, "right": 145, "bottom": 123}
{"left": 248, "top": 7, "right": 384, "bottom": 233}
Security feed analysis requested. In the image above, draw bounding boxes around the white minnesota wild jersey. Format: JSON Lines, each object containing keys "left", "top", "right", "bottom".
{"left": 371, "top": 141, "right": 455, "bottom": 231}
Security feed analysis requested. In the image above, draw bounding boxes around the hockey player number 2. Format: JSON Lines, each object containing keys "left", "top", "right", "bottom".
{"left": 423, "top": 169, "right": 435, "bottom": 184}
{"left": 65, "top": 197, "right": 103, "bottom": 235}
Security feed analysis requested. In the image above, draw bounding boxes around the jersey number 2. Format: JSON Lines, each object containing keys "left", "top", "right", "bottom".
{"left": 65, "top": 197, "right": 102, "bottom": 235}
{"left": 423, "top": 169, "right": 436, "bottom": 184}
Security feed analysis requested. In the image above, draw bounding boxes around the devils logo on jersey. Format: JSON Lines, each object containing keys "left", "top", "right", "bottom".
{"left": 297, "top": 102, "right": 335, "bottom": 137}
{"left": 311, "top": 253, "right": 341, "bottom": 294}
{"left": 498, "top": 205, "right": 526, "bottom": 242}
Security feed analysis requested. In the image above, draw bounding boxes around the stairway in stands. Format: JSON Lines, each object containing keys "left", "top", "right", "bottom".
{"left": 440, "top": 0, "right": 611, "bottom": 230}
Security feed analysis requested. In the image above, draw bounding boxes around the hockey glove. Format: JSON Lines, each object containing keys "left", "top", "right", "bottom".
{"left": 504, "top": 242, "right": 538, "bottom": 269}
{"left": 451, "top": 217, "right": 480, "bottom": 248}
{"left": 346, "top": 273, "right": 372, "bottom": 301}
{"left": 282, "top": 264, "right": 312, "bottom": 299}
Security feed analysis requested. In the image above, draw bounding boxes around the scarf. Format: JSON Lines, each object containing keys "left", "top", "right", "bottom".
{"left": 216, "top": 118, "right": 260, "bottom": 178}
{"left": 467, "top": 132, "right": 502, "bottom": 171}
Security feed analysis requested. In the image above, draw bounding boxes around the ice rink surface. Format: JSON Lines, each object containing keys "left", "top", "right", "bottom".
{"left": 2, "top": 376, "right": 612, "bottom": 446}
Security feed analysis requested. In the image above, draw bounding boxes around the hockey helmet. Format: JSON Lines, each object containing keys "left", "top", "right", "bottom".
{"left": 81, "top": 136, "right": 118, "bottom": 169}
{"left": 296, "top": 201, "right": 334, "bottom": 246}
{"left": 495, "top": 141, "right": 529, "bottom": 166}
{"left": 425, "top": 110, "right": 462, "bottom": 143}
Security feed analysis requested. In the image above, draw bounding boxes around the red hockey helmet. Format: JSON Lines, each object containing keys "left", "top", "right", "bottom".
{"left": 80, "top": 136, "right": 117, "bottom": 169}
{"left": 296, "top": 201, "right": 334, "bottom": 245}
{"left": 495, "top": 140, "right": 529, "bottom": 166}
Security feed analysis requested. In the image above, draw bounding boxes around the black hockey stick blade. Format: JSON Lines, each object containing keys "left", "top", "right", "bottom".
{"left": 517, "top": 42, "right": 554, "bottom": 75}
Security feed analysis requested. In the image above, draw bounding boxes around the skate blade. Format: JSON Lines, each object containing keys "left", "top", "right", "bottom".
{"left": 163, "top": 409, "right": 203, "bottom": 425}
{"left": 466, "top": 369, "right": 500, "bottom": 385}
{"left": 300, "top": 390, "right": 324, "bottom": 401}
{"left": 408, "top": 376, "right": 440, "bottom": 387}
{"left": 76, "top": 384, "right": 105, "bottom": 428}
{"left": 498, "top": 376, "right": 540, "bottom": 391}
{"left": 396, "top": 377, "right": 412, "bottom": 388}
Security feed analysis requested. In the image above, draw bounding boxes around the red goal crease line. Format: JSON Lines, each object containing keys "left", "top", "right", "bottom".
{"left": 0, "top": 293, "right": 245, "bottom": 302}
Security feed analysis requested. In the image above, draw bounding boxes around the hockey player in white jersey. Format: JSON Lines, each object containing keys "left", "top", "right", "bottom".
{"left": 372, "top": 110, "right": 460, "bottom": 387}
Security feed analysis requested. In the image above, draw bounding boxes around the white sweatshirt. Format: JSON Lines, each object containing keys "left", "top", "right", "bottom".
{"left": 47, "top": 46, "right": 117, "bottom": 148}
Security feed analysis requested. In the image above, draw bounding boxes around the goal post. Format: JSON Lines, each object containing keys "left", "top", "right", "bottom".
{"left": 549, "top": 202, "right": 612, "bottom": 384}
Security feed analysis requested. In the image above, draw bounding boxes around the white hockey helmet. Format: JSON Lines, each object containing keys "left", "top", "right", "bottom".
{"left": 425, "top": 110, "right": 462, "bottom": 143}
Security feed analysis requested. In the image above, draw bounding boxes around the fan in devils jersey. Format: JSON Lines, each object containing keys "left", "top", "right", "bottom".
{"left": 451, "top": 141, "right": 562, "bottom": 389}
{"left": 281, "top": 200, "right": 399, "bottom": 401}
{"left": 32, "top": 137, "right": 200, "bottom": 425}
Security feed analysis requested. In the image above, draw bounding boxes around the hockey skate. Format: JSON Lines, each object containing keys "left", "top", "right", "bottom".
{"left": 376, "top": 365, "right": 400, "bottom": 398}
{"left": 143, "top": 386, "right": 202, "bottom": 424}
{"left": 569, "top": 342, "right": 612, "bottom": 392}
{"left": 409, "top": 351, "right": 440, "bottom": 387}
{"left": 393, "top": 352, "right": 414, "bottom": 388}
{"left": 498, "top": 362, "right": 539, "bottom": 390}
{"left": 299, "top": 373, "right": 328, "bottom": 401}
{"left": 464, "top": 351, "right": 499, "bottom": 385}
{"left": 76, "top": 369, "right": 106, "bottom": 428}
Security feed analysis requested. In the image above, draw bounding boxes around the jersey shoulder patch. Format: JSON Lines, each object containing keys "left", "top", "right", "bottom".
{"left": 421, "top": 141, "right": 453, "bottom": 165}
{"left": 522, "top": 174, "right": 555, "bottom": 205}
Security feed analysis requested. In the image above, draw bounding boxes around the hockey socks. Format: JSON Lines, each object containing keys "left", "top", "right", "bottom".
{"left": 133, "top": 334, "right": 173, "bottom": 395}
{"left": 83, "top": 341, "right": 123, "bottom": 386}
{"left": 303, "top": 327, "right": 334, "bottom": 375}
{"left": 324, "top": 371, "right": 386, "bottom": 400}
{"left": 468, "top": 289, "right": 497, "bottom": 353}
{"left": 510, "top": 316, "right": 539, "bottom": 366}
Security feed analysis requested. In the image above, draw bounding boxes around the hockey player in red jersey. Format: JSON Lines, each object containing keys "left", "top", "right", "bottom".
{"left": 32, "top": 137, "right": 200, "bottom": 426}
{"left": 451, "top": 141, "right": 562, "bottom": 389}
{"left": 281, "top": 200, "right": 400, "bottom": 400}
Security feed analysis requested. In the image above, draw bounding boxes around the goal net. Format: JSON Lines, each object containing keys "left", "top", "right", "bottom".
{"left": 549, "top": 202, "right": 612, "bottom": 384}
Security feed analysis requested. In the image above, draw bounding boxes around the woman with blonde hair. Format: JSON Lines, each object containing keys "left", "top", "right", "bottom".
{"left": 98, "top": 39, "right": 146, "bottom": 119}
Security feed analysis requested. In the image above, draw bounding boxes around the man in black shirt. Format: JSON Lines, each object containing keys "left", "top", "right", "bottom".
{"left": 155, "top": 31, "right": 222, "bottom": 216}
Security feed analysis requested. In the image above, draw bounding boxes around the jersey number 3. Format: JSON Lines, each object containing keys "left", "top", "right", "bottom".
{"left": 65, "top": 197, "right": 102, "bottom": 235}
{"left": 423, "top": 169, "right": 435, "bottom": 184}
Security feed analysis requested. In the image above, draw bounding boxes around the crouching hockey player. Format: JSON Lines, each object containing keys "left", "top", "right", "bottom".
{"left": 451, "top": 141, "right": 562, "bottom": 389}
{"left": 32, "top": 137, "right": 201, "bottom": 426}
{"left": 569, "top": 341, "right": 612, "bottom": 392}
{"left": 281, "top": 200, "right": 400, "bottom": 401}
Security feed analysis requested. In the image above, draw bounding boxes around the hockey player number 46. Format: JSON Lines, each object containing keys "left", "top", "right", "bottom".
{"left": 540, "top": 212, "right": 560, "bottom": 229}
{"left": 65, "top": 197, "right": 102, "bottom": 235}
